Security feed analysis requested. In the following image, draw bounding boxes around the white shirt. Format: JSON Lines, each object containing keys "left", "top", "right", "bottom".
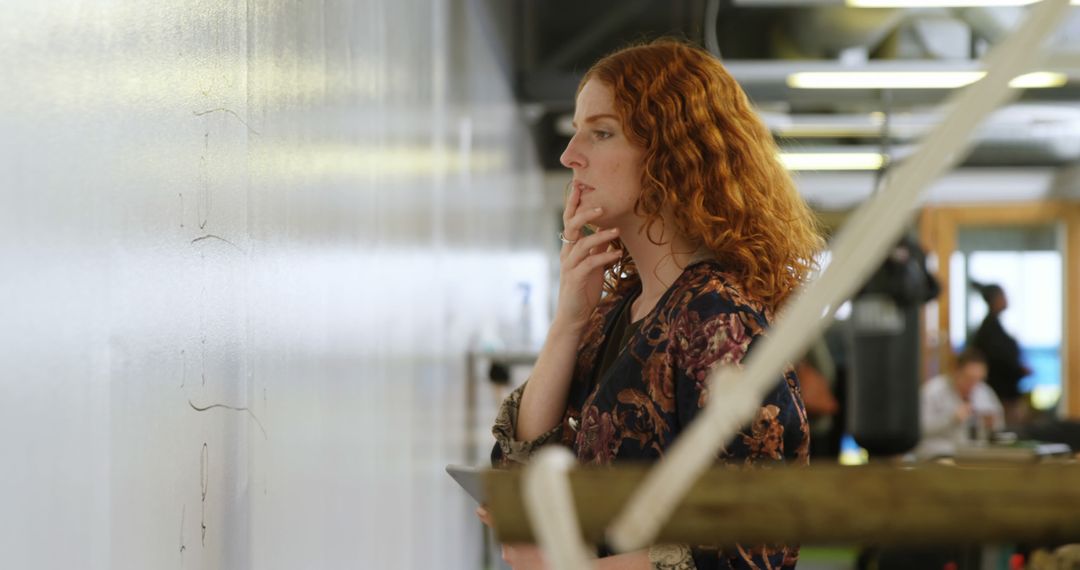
{"left": 916, "top": 373, "right": 1006, "bottom": 459}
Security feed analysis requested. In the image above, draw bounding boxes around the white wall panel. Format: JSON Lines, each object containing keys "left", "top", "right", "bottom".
{"left": 0, "top": 1, "right": 549, "bottom": 568}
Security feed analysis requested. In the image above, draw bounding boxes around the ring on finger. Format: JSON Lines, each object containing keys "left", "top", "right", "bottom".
{"left": 558, "top": 231, "right": 577, "bottom": 245}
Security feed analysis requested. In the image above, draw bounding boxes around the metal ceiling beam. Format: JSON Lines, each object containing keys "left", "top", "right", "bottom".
{"left": 732, "top": 0, "right": 845, "bottom": 5}
{"left": 537, "top": 0, "right": 654, "bottom": 71}
{"left": 520, "top": 57, "right": 1080, "bottom": 108}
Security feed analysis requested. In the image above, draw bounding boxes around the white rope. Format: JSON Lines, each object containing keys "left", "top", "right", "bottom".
{"left": 523, "top": 447, "right": 596, "bottom": 570}
{"left": 602, "top": 0, "right": 1072, "bottom": 553}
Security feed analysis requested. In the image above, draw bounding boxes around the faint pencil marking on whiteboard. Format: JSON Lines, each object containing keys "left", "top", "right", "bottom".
{"left": 198, "top": 74, "right": 231, "bottom": 98}
{"left": 193, "top": 107, "right": 261, "bottom": 136}
{"left": 190, "top": 234, "right": 245, "bottom": 254}
{"left": 189, "top": 400, "right": 269, "bottom": 439}
{"left": 201, "top": 443, "right": 208, "bottom": 548}
{"left": 179, "top": 193, "right": 185, "bottom": 229}
{"left": 198, "top": 131, "right": 210, "bottom": 230}
{"left": 179, "top": 504, "right": 187, "bottom": 566}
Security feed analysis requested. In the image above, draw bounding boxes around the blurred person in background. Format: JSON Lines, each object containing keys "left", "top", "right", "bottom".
{"left": 916, "top": 347, "right": 1004, "bottom": 459}
{"left": 478, "top": 39, "right": 823, "bottom": 570}
{"left": 796, "top": 338, "right": 840, "bottom": 459}
{"left": 970, "top": 281, "right": 1031, "bottom": 427}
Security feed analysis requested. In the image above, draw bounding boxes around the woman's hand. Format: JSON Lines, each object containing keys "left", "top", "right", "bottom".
{"left": 501, "top": 544, "right": 549, "bottom": 570}
{"left": 476, "top": 506, "right": 550, "bottom": 570}
{"left": 555, "top": 185, "right": 624, "bottom": 330}
{"left": 512, "top": 186, "right": 623, "bottom": 441}
{"left": 476, "top": 505, "right": 494, "bottom": 528}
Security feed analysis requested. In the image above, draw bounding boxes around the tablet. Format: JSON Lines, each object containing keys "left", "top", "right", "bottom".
{"left": 446, "top": 464, "right": 486, "bottom": 504}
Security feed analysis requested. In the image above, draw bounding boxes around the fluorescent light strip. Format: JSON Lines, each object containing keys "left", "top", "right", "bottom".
{"left": 787, "top": 71, "right": 1067, "bottom": 89}
{"left": 849, "top": 0, "right": 1078, "bottom": 6}
{"left": 779, "top": 152, "right": 885, "bottom": 170}
{"left": 789, "top": 71, "right": 981, "bottom": 89}
{"left": 1009, "top": 71, "right": 1069, "bottom": 88}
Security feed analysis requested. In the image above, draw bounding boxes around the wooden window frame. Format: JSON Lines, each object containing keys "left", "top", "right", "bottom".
{"left": 919, "top": 201, "right": 1080, "bottom": 418}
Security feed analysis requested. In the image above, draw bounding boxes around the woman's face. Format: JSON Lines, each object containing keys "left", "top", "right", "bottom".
{"left": 993, "top": 291, "right": 1008, "bottom": 313}
{"left": 559, "top": 79, "right": 645, "bottom": 229}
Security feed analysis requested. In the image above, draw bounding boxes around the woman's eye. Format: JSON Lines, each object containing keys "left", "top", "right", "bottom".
{"left": 593, "top": 130, "right": 612, "bottom": 140}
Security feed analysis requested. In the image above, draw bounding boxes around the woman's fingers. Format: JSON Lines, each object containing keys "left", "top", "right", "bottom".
{"left": 565, "top": 227, "right": 620, "bottom": 266}
{"left": 555, "top": 190, "right": 625, "bottom": 325}
{"left": 562, "top": 204, "right": 603, "bottom": 245}
{"left": 475, "top": 505, "right": 494, "bottom": 528}
{"left": 573, "top": 249, "right": 623, "bottom": 276}
{"left": 502, "top": 544, "right": 547, "bottom": 568}
{"left": 561, "top": 185, "right": 580, "bottom": 232}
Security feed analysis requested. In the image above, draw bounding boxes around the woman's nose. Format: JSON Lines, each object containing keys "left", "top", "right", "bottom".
{"left": 559, "top": 137, "right": 586, "bottom": 169}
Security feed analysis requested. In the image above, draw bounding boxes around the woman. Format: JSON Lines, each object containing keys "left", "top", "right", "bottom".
{"left": 482, "top": 39, "right": 822, "bottom": 569}
{"left": 970, "top": 281, "right": 1031, "bottom": 427}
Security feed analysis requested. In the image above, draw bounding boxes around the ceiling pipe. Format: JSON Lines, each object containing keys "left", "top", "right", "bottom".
{"left": 775, "top": 6, "right": 907, "bottom": 58}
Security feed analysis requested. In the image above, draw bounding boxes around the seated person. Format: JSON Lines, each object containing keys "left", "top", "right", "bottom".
{"left": 916, "top": 348, "right": 1005, "bottom": 459}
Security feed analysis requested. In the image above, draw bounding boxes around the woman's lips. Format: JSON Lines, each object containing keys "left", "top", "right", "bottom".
{"left": 575, "top": 181, "right": 595, "bottom": 193}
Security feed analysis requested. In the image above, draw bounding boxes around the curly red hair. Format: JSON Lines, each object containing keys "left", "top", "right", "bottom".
{"left": 582, "top": 39, "right": 822, "bottom": 310}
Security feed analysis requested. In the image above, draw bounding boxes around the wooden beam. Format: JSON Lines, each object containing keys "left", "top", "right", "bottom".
{"left": 485, "top": 463, "right": 1080, "bottom": 546}
{"left": 929, "top": 201, "right": 1067, "bottom": 226}
{"left": 929, "top": 207, "right": 957, "bottom": 374}
{"left": 1067, "top": 204, "right": 1080, "bottom": 418}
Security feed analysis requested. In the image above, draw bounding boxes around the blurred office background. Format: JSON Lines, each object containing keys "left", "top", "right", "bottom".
{"left": 0, "top": 1, "right": 1078, "bottom": 569}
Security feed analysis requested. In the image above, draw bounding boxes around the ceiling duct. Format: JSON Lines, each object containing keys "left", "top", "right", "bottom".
{"left": 764, "top": 103, "right": 1080, "bottom": 165}
{"left": 770, "top": 6, "right": 991, "bottom": 61}
{"left": 956, "top": 5, "right": 1026, "bottom": 43}
{"left": 901, "top": 13, "right": 973, "bottom": 59}
{"left": 773, "top": 7, "right": 906, "bottom": 58}
{"left": 500, "top": 0, "right": 1080, "bottom": 170}
{"left": 761, "top": 2, "right": 1080, "bottom": 62}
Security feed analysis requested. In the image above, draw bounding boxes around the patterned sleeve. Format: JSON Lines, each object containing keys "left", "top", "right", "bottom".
{"left": 669, "top": 290, "right": 810, "bottom": 570}
{"left": 490, "top": 382, "right": 564, "bottom": 468}
{"left": 649, "top": 544, "right": 698, "bottom": 569}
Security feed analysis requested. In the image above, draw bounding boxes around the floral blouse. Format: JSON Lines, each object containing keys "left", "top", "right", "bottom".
{"left": 491, "top": 260, "right": 810, "bottom": 570}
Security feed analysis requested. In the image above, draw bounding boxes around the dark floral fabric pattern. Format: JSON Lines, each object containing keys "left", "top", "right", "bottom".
{"left": 491, "top": 383, "right": 563, "bottom": 464}
{"left": 492, "top": 260, "right": 810, "bottom": 569}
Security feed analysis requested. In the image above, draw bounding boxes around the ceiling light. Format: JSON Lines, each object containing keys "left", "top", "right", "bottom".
{"left": 1009, "top": 71, "right": 1069, "bottom": 88}
{"left": 779, "top": 153, "right": 886, "bottom": 171}
{"left": 847, "top": 0, "right": 1078, "bottom": 7}
{"left": 787, "top": 71, "right": 1068, "bottom": 89}
{"left": 789, "top": 72, "right": 983, "bottom": 89}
